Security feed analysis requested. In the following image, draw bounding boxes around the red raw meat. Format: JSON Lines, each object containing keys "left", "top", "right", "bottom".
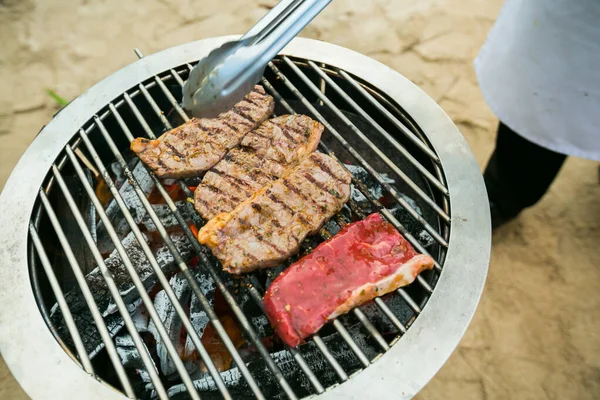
{"left": 263, "top": 213, "right": 435, "bottom": 347}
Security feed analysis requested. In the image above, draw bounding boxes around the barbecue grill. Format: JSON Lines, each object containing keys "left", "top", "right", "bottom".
{"left": 0, "top": 37, "right": 490, "bottom": 400}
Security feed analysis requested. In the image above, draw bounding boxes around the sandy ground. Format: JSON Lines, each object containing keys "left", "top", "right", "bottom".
{"left": 1, "top": 0, "right": 599, "bottom": 399}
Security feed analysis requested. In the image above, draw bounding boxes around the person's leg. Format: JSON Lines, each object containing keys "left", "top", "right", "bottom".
{"left": 484, "top": 122, "right": 567, "bottom": 228}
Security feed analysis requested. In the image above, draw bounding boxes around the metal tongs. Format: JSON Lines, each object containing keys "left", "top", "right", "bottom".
{"left": 182, "top": 0, "right": 331, "bottom": 119}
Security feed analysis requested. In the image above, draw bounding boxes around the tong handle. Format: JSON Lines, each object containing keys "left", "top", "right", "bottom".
{"left": 242, "top": 0, "right": 302, "bottom": 42}
{"left": 222, "top": 0, "right": 331, "bottom": 95}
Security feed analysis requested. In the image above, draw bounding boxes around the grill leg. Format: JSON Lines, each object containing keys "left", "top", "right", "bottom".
{"left": 484, "top": 121, "right": 567, "bottom": 227}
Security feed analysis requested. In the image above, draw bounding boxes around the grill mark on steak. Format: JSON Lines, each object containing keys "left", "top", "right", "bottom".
{"left": 232, "top": 105, "right": 256, "bottom": 124}
{"left": 266, "top": 191, "right": 297, "bottom": 218}
{"left": 234, "top": 244, "right": 260, "bottom": 262}
{"left": 302, "top": 172, "right": 342, "bottom": 199}
{"left": 157, "top": 157, "right": 169, "bottom": 171}
{"left": 289, "top": 123, "right": 309, "bottom": 138}
{"left": 250, "top": 168, "right": 276, "bottom": 181}
{"left": 248, "top": 130, "right": 273, "bottom": 141}
{"left": 277, "top": 124, "right": 301, "bottom": 144}
{"left": 204, "top": 183, "right": 241, "bottom": 203}
{"left": 282, "top": 178, "right": 319, "bottom": 207}
{"left": 311, "top": 155, "right": 349, "bottom": 184}
{"left": 196, "top": 121, "right": 226, "bottom": 137}
{"left": 262, "top": 240, "right": 287, "bottom": 256}
{"left": 222, "top": 120, "right": 240, "bottom": 133}
{"left": 244, "top": 97, "right": 260, "bottom": 107}
{"left": 270, "top": 190, "right": 311, "bottom": 227}
{"left": 193, "top": 195, "right": 212, "bottom": 213}
{"left": 164, "top": 142, "right": 184, "bottom": 159}
{"left": 211, "top": 168, "right": 252, "bottom": 190}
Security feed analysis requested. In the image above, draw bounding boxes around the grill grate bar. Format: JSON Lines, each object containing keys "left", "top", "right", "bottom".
{"left": 247, "top": 286, "right": 325, "bottom": 394}
{"left": 351, "top": 309, "right": 390, "bottom": 351}
{"left": 39, "top": 179, "right": 162, "bottom": 399}
{"left": 306, "top": 60, "right": 449, "bottom": 197}
{"left": 398, "top": 289, "right": 422, "bottom": 314}
{"left": 139, "top": 84, "right": 173, "bottom": 130}
{"left": 95, "top": 110, "right": 268, "bottom": 400}
{"left": 154, "top": 76, "right": 188, "bottom": 121}
{"left": 81, "top": 121, "right": 233, "bottom": 399}
{"left": 374, "top": 298, "right": 406, "bottom": 334}
{"left": 124, "top": 93, "right": 155, "bottom": 136}
{"left": 62, "top": 147, "right": 202, "bottom": 399}
{"left": 285, "top": 59, "right": 448, "bottom": 223}
{"left": 338, "top": 69, "right": 441, "bottom": 163}
{"left": 29, "top": 225, "right": 96, "bottom": 375}
{"left": 332, "top": 320, "right": 370, "bottom": 367}
{"left": 259, "top": 74, "right": 441, "bottom": 288}
{"left": 312, "top": 334, "right": 348, "bottom": 381}
{"left": 137, "top": 62, "right": 383, "bottom": 389}
{"left": 266, "top": 60, "right": 449, "bottom": 248}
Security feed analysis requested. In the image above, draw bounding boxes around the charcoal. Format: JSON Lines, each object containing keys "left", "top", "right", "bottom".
{"left": 115, "top": 333, "right": 157, "bottom": 397}
{"left": 345, "top": 164, "right": 396, "bottom": 205}
{"left": 139, "top": 202, "right": 193, "bottom": 232}
{"left": 131, "top": 299, "right": 149, "bottom": 332}
{"left": 49, "top": 230, "right": 194, "bottom": 358}
{"left": 116, "top": 334, "right": 153, "bottom": 370}
{"left": 97, "top": 161, "right": 155, "bottom": 254}
{"left": 163, "top": 325, "right": 369, "bottom": 400}
{"left": 147, "top": 272, "right": 192, "bottom": 376}
{"left": 183, "top": 270, "right": 215, "bottom": 359}
{"left": 389, "top": 206, "right": 435, "bottom": 248}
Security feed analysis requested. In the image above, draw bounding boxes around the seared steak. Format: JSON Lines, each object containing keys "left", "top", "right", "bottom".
{"left": 197, "top": 152, "right": 352, "bottom": 274}
{"left": 194, "top": 115, "right": 323, "bottom": 220}
{"left": 131, "top": 85, "right": 274, "bottom": 178}
{"left": 263, "top": 213, "right": 435, "bottom": 347}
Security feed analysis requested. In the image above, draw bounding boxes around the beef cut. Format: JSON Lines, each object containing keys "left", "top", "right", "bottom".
{"left": 197, "top": 152, "right": 352, "bottom": 274}
{"left": 263, "top": 213, "right": 435, "bottom": 347}
{"left": 131, "top": 85, "right": 274, "bottom": 178}
{"left": 194, "top": 115, "right": 323, "bottom": 220}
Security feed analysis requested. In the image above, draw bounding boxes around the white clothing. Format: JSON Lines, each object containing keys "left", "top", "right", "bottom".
{"left": 475, "top": 0, "right": 600, "bottom": 160}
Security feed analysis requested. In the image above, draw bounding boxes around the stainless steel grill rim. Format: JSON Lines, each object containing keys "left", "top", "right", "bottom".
{"left": 0, "top": 37, "right": 490, "bottom": 400}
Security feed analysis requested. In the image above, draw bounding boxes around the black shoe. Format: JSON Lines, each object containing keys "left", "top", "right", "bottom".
{"left": 490, "top": 201, "right": 514, "bottom": 230}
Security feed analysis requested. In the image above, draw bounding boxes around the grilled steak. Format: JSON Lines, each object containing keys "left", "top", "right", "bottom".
{"left": 197, "top": 152, "right": 352, "bottom": 274}
{"left": 194, "top": 115, "right": 324, "bottom": 220}
{"left": 131, "top": 85, "right": 274, "bottom": 178}
{"left": 263, "top": 213, "right": 435, "bottom": 347}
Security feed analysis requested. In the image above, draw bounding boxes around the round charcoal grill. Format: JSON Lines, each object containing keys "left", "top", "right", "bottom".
{"left": 0, "top": 37, "right": 490, "bottom": 400}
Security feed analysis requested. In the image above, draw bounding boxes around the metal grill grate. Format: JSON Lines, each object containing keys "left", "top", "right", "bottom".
{"left": 27, "top": 50, "right": 451, "bottom": 400}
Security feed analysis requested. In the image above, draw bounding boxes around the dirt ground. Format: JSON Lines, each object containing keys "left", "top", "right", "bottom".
{"left": 1, "top": 0, "right": 599, "bottom": 399}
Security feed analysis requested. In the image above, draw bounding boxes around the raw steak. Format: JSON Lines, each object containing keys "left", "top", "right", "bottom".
{"left": 263, "top": 213, "right": 435, "bottom": 347}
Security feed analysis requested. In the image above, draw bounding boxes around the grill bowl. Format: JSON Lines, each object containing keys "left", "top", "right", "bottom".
{"left": 0, "top": 37, "right": 490, "bottom": 400}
